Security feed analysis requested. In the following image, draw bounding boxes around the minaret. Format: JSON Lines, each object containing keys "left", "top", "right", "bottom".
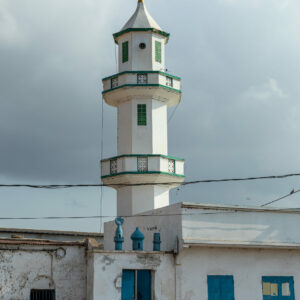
{"left": 101, "top": 0, "right": 184, "bottom": 216}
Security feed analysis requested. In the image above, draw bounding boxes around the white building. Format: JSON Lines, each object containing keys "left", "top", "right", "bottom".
{"left": 1, "top": 1, "right": 299, "bottom": 300}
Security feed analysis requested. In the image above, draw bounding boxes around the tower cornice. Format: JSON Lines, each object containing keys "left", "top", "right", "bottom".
{"left": 113, "top": 28, "right": 170, "bottom": 44}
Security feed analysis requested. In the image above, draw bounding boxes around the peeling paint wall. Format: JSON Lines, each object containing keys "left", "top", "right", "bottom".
{"left": 89, "top": 251, "right": 175, "bottom": 300}
{"left": 177, "top": 247, "right": 300, "bottom": 300}
{"left": 0, "top": 245, "right": 87, "bottom": 300}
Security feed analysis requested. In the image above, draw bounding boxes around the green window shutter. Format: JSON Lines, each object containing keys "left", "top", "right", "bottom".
{"left": 122, "top": 41, "right": 129, "bottom": 63}
{"left": 155, "top": 41, "right": 162, "bottom": 63}
{"left": 137, "top": 104, "right": 147, "bottom": 126}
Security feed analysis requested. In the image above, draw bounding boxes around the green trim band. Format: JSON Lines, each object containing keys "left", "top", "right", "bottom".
{"left": 101, "top": 171, "right": 185, "bottom": 179}
{"left": 113, "top": 28, "right": 170, "bottom": 43}
{"left": 102, "top": 71, "right": 181, "bottom": 81}
{"left": 102, "top": 84, "right": 181, "bottom": 94}
{"left": 101, "top": 154, "right": 185, "bottom": 162}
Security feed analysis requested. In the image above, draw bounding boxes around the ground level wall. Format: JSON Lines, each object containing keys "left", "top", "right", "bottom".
{"left": 89, "top": 251, "right": 175, "bottom": 300}
{"left": 0, "top": 243, "right": 87, "bottom": 300}
{"left": 177, "top": 247, "right": 300, "bottom": 300}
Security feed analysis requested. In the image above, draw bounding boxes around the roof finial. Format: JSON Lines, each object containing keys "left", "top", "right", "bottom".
{"left": 138, "top": 0, "right": 144, "bottom": 3}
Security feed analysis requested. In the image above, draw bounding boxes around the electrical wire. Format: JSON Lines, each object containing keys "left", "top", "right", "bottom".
{"left": 1, "top": 172, "right": 300, "bottom": 189}
{"left": 261, "top": 188, "right": 300, "bottom": 207}
{"left": 0, "top": 208, "right": 299, "bottom": 221}
{"left": 99, "top": 96, "right": 105, "bottom": 233}
{"left": 168, "top": 102, "right": 180, "bottom": 123}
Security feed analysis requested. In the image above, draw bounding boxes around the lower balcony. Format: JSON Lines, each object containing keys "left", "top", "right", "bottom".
{"left": 101, "top": 154, "right": 184, "bottom": 187}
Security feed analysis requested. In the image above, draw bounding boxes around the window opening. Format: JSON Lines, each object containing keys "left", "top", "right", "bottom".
{"left": 168, "top": 159, "right": 175, "bottom": 173}
{"left": 137, "top": 157, "right": 148, "bottom": 172}
{"left": 262, "top": 276, "right": 294, "bottom": 299}
{"left": 122, "top": 41, "right": 129, "bottom": 63}
{"left": 30, "top": 289, "right": 55, "bottom": 300}
{"left": 110, "top": 159, "right": 118, "bottom": 174}
{"left": 137, "top": 74, "right": 148, "bottom": 84}
{"left": 137, "top": 104, "right": 147, "bottom": 126}
{"left": 111, "top": 77, "right": 118, "bottom": 89}
{"left": 155, "top": 41, "right": 162, "bottom": 63}
{"left": 166, "top": 76, "right": 173, "bottom": 87}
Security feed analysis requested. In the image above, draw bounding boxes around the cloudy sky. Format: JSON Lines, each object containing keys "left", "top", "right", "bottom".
{"left": 0, "top": 0, "right": 300, "bottom": 232}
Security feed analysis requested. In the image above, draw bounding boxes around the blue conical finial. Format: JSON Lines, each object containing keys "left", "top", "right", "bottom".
{"left": 131, "top": 227, "right": 144, "bottom": 251}
{"left": 114, "top": 217, "right": 124, "bottom": 251}
{"left": 153, "top": 233, "right": 161, "bottom": 251}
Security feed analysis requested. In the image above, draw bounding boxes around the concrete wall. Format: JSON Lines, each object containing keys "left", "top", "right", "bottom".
{"left": 89, "top": 251, "right": 174, "bottom": 300}
{"left": 118, "top": 32, "right": 165, "bottom": 72}
{"left": 0, "top": 243, "right": 87, "bottom": 300}
{"left": 176, "top": 247, "right": 300, "bottom": 300}
{"left": 181, "top": 204, "right": 300, "bottom": 248}
{"left": 104, "top": 203, "right": 182, "bottom": 252}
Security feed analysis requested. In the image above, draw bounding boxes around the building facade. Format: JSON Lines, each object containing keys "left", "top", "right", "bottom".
{"left": 1, "top": 1, "right": 299, "bottom": 300}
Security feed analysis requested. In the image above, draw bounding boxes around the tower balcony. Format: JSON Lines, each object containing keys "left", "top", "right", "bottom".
{"left": 102, "top": 71, "right": 181, "bottom": 107}
{"left": 101, "top": 154, "right": 184, "bottom": 187}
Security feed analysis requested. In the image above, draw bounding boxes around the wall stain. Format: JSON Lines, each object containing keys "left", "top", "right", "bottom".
{"left": 101, "top": 255, "right": 115, "bottom": 266}
{"left": 136, "top": 254, "right": 161, "bottom": 267}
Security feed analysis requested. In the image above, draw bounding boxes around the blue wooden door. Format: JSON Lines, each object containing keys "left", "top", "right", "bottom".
{"left": 122, "top": 270, "right": 135, "bottom": 300}
{"left": 137, "top": 270, "right": 152, "bottom": 300}
{"left": 208, "top": 275, "right": 234, "bottom": 300}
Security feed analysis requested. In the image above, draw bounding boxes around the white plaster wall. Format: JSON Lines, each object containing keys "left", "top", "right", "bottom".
{"left": 118, "top": 32, "right": 165, "bottom": 72}
{"left": 118, "top": 99, "right": 168, "bottom": 155}
{"left": 0, "top": 245, "right": 86, "bottom": 300}
{"left": 118, "top": 100, "right": 133, "bottom": 155}
{"left": 131, "top": 99, "right": 153, "bottom": 154}
{"left": 181, "top": 207, "right": 300, "bottom": 247}
{"left": 104, "top": 203, "right": 182, "bottom": 251}
{"left": 177, "top": 247, "right": 300, "bottom": 300}
{"left": 148, "top": 156, "right": 160, "bottom": 171}
{"left": 175, "top": 161, "right": 184, "bottom": 175}
{"left": 124, "top": 156, "right": 136, "bottom": 172}
{"left": 152, "top": 100, "right": 167, "bottom": 154}
{"left": 117, "top": 185, "right": 170, "bottom": 217}
{"left": 90, "top": 251, "right": 175, "bottom": 300}
{"left": 131, "top": 32, "right": 153, "bottom": 71}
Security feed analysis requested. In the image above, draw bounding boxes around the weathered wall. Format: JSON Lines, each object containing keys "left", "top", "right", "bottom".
{"left": 0, "top": 243, "right": 87, "bottom": 300}
{"left": 104, "top": 203, "right": 182, "bottom": 252}
{"left": 181, "top": 204, "right": 300, "bottom": 248}
{"left": 90, "top": 251, "right": 175, "bottom": 300}
{"left": 177, "top": 247, "right": 300, "bottom": 300}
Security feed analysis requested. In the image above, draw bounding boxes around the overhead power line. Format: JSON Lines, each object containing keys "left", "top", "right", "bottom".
{"left": 0, "top": 207, "right": 300, "bottom": 221}
{"left": 1, "top": 172, "right": 300, "bottom": 189}
{"left": 261, "top": 188, "right": 300, "bottom": 207}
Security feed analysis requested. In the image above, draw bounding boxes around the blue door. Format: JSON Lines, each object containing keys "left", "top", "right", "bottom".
{"left": 262, "top": 276, "right": 295, "bottom": 300}
{"left": 122, "top": 270, "right": 135, "bottom": 300}
{"left": 137, "top": 270, "right": 152, "bottom": 300}
{"left": 208, "top": 275, "right": 234, "bottom": 300}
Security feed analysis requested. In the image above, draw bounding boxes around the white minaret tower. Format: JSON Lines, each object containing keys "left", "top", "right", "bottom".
{"left": 101, "top": 0, "right": 184, "bottom": 216}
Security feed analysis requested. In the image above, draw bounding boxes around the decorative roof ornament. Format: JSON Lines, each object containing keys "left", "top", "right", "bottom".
{"left": 131, "top": 227, "right": 144, "bottom": 251}
{"left": 114, "top": 217, "right": 124, "bottom": 251}
{"left": 113, "top": 0, "right": 170, "bottom": 43}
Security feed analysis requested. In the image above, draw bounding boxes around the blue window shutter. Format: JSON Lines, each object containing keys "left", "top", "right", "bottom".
{"left": 208, "top": 276, "right": 234, "bottom": 300}
{"left": 137, "top": 270, "right": 152, "bottom": 300}
{"left": 221, "top": 276, "right": 234, "bottom": 300}
{"left": 262, "top": 276, "right": 294, "bottom": 300}
{"left": 122, "top": 270, "right": 135, "bottom": 300}
{"left": 208, "top": 276, "right": 221, "bottom": 300}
